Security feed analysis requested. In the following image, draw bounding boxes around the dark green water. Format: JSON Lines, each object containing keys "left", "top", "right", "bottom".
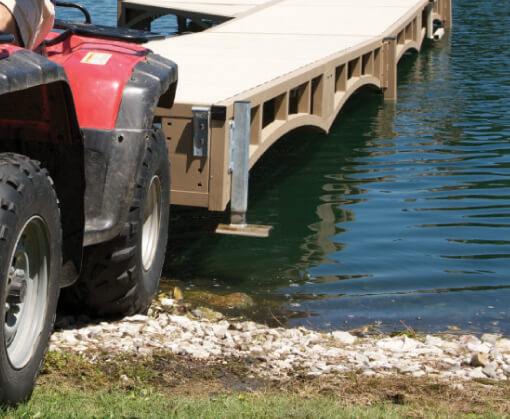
{"left": 62, "top": 1, "right": 510, "bottom": 334}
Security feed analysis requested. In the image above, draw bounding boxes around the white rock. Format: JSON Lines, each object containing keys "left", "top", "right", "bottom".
{"left": 460, "top": 335, "right": 481, "bottom": 345}
{"left": 212, "top": 325, "right": 228, "bottom": 339}
{"left": 440, "top": 341, "right": 462, "bottom": 354}
{"left": 483, "top": 364, "right": 499, "bottom": 380}
{"left": 270, "top": 360, "right": 291, "bottom": 370}
{"left": 425, "top": 335, "right": 443, "bottom": 346}
{"left": 331, "top": 331, "right": 356, "bottom": 345}
{"left": 61, "top": 330, "right": 78, "bottom": 345}
{"left": 169, "top": 316, "right": 194, "bottom": 330}
{"left": 86, "top": 326, "right": 103, "bottom": 338}
{"left": 402, "top": 336, "right": 420, "bottom": 351}
{"left": 367, "top": 351, "right": 385, "bottom": 362}
{"left": 481, "top": 333, "right": 500, "bottom": 345}
{"left": 123, "top": 314, "right": 149, "bottom": 322}
{"left": 353, "top": 352, "right": 369, "bottom": 365}
{"left": 161, "top": 298, "right": 175, "bottom": 309}
{"left": 242, "top": 322, "right": 258, "bottom": 332}
{"left": 186, "top": 346, "right": 210, "bottom": 359}
{"left": 467, "top": 342, "right": 491, "bottom": 354}
{"left": 324, "top": 348, "right": 344, "bottom": 357}
{"left": 469, "top": 367, "right": 487, "bottom": 379}
{"left": 496, "top": 339, "right": 510, "bottom": 353}
{"left": 250, "top": 346, "right": 264, "bottom": 358}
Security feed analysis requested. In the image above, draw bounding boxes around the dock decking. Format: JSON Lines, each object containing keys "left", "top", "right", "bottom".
{"left": 118, "top": 0, "right": 452, "bottom": 211}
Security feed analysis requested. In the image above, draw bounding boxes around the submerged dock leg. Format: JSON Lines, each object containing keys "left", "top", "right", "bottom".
{"left": 216, "top": 101, "right": 273, "bottom": 238}
{"left": 383, "top": 37, "right": 397, "bottom": 102}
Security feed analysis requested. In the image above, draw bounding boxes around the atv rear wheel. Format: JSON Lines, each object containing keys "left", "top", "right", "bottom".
{"left": 62, "top": 128, "right": 170, "bottom": 317}
{"left": 0, "top": 154, "right": 61, "bottom": 406}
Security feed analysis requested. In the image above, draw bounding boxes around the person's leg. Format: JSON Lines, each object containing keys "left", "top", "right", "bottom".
{"left": 0, "top": 3, "right": 21, "bottom": 45}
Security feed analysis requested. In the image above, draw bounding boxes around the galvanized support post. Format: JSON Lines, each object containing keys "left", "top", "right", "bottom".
{"left": 216, "top": 101, "right": 273, "bottom": 238}
{"left": 230, "top": 101, "right": 250, "bottom": 226}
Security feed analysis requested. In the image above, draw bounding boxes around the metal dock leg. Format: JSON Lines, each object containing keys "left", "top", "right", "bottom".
{"left": 216, "top": 101, "right": 273, "bottom": 238}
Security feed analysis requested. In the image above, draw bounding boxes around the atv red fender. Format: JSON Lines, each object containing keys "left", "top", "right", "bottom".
{"left": 43, "top": 30, "right": 177, "bottom": 246}
{"left": 45, "top": 33, "right": 152, "bottom": 130}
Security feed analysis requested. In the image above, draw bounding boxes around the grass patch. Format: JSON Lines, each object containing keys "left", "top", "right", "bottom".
{"left": 2, "top": 350, "right": 509, "bottom": 418}
{"left": 5, "top": 384, "right": 502, "bottom": 419}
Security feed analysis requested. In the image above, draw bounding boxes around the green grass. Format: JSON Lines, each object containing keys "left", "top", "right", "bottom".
{"left": 1, "top": 384, "right": 490, "bottom": 419}
{"left": 1, "top": 350, "right": 507, "bottom": 418}
{"left": 2, "top": 383, "right": 504, "bottom": 419}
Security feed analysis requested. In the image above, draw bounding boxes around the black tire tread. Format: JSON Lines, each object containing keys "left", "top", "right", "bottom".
{"left": 61, "top": 129, "right": 169, "bottom": 317}
{"left": 0, "top": 153, "right": 61, "bottom": 406}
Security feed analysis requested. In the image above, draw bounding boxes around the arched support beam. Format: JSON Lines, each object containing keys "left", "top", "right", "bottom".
{"left": 249, "top": 78, "right": 382, "bottom": 170}
{"left": 397, "top": 44, "right": 420, "bottom": 63}
{"left": 248, "top": 115, "right": 327, "bottom": 169}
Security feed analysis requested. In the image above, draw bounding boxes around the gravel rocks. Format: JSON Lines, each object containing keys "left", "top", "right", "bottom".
{"left": 50, "top": 303, "right": 510, "bottom": 382}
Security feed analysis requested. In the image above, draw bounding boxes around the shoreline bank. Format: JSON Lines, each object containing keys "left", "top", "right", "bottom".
{"left": 51, "top": 295, "right": 510, "bottom": 383}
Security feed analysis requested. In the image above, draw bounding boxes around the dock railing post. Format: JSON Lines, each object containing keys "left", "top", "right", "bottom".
{"left": 230, "top": 101, "right": 250, "bottom": 226}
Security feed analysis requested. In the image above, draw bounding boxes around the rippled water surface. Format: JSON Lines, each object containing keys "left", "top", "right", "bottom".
{"left": 62, "top": 1, "right": 510, "bottom": 333}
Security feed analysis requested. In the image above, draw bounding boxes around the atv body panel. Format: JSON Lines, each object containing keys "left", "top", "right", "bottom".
{"left": 44, "top": 31, "right": 177, "bottom": 247}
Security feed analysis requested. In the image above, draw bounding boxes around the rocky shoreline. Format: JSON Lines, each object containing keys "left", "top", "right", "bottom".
{"left": 50, "top": 295, "right": 510, "bottom": 384}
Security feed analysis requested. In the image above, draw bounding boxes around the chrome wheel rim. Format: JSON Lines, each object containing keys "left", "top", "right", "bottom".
{"left": 4, "top": 216, "right": 50, "bottom": 369}
{"left": 142, "top": 176, "right": 162, "bottom": 271}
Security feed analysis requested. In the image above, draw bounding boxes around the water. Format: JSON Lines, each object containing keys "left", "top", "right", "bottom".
{"left": 59, "top": 1, "right": 510, "bottom": 334}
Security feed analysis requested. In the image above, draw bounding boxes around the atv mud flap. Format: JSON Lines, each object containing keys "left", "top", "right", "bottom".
{"left": 82, "top": 53, "right": 177, "bottom": 246}
{"left": 82, "top": 128, "right": 150, "bottom": 246}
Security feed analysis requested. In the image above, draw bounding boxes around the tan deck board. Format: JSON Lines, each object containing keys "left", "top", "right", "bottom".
{"left": 149, "top": 33, "right": 372, "bottom": 104}
{"left": 146, "top": 0, "right": 425, "bottom": 105}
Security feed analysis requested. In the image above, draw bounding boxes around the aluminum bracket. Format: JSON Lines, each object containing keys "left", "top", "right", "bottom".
{"left": 192, "top": 106, "right": 210, "bottom": 157}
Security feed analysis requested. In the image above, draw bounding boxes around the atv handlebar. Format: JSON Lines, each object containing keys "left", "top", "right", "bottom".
{"left": 55, "top": 2, "right": 91, "bottom": 24}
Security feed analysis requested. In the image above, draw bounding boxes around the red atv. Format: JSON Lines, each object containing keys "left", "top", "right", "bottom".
{"left": 0, "top": 3, "right": 177, "bottom": 405}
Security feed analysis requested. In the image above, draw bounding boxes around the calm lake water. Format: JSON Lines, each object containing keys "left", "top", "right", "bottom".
{"left": 60, "top": 1, "right": 510, "bottom": 334}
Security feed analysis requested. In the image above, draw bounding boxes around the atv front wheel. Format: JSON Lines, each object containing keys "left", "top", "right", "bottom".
{"left": 62, "top": 128, "right": 170, "bottom": 317}
{"left": 0, "top": 154, "right": 61, "bottom": 406}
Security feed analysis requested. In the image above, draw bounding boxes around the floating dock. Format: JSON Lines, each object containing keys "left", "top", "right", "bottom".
{"left": 118, "top": 0, "right": 452, "bottom": 216}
